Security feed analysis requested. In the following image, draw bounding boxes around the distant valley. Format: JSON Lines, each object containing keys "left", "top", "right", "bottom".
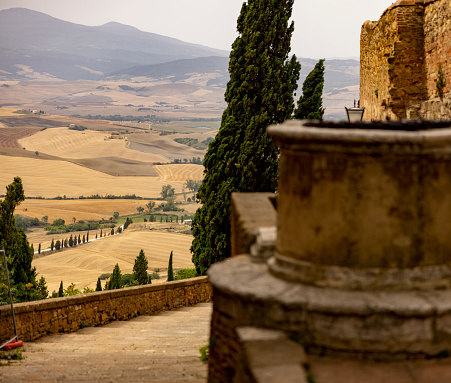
{"left": 0, "top": 8, "right": 359, "bottom": 120}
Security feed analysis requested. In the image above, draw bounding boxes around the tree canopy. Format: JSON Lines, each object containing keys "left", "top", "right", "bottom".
{"left": 132, "top": 249, "right": 149, "bottom": 285}
{"left": 106, "top": 264, "right": 123, "bottom": 290}
{"left": 191, "top": 0, "right": 300, "bottom": 275}
{"left": 294, "top": 59, "right": 325, "bottom": 120}
{"left": 0, "top": 177, "right": 47, "bottom": 302}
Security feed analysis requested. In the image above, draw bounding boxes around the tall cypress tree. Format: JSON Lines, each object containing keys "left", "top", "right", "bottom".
{"left": 96, "top": 277, "right": 102, "bottom": 291}
{"left": 0, "top": 177, "right": 36, "bottom": 286}
{"left": 294, "top": 59, "right": 325, "bottom": 120}
{"left": 132, "top": 249, "right": 149, "bottom": 285}
{"left": 191, "top": 0, "right": 300, "bottom": 275}
{"left": 58, "top": 280, "right": 64, "bottom": 297}
{"left": 167, "top": 251, "right": 174, "bottom": 282}
{"left": 108, "top": 264, "right": 123, "bottom": 290}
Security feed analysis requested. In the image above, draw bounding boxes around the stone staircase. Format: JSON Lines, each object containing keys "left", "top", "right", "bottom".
{"left": 0, "top": 302, "right": 212, "bottom": 382}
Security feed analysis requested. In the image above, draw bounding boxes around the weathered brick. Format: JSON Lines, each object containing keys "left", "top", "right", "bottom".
{"left": 361, "top": 0, "right": 451, "bottom": 120}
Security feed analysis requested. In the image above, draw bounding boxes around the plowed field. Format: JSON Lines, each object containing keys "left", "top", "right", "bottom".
{"left": 0, "top": 127, "right": 42, "bottom": 148}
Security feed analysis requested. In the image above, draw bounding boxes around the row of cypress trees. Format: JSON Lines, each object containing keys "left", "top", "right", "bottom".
{"left": 191, "top": 0, "right": 326, "bottom": 275}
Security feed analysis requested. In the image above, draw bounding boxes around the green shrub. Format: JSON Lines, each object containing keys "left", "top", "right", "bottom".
{"left": 174, "top": 268, "right": 197, "bottom": 280}
{"left": 99, "top": 273, "right": 111, "bottom": 280}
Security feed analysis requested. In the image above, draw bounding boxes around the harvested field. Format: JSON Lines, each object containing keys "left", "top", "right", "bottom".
{"left": 0, "top": 107, "right": 22, "bottom": 117}
{"left": 155, "top": 164, "right": 204, "bottom": 182}
{"left": 18, "top": 127, "right": 166, "bottom": 163}
{"left": 20, "top": 127, "right": 210, "bottom": 162}
{"left": 33, "top": 225, "right": 194, "bottom": 292}
{"left": 127, "top": 130, "right": 211, "bottom": 160}
{"left": 0, "top": 155, "right": 179, "bottom": 198}
{"left": 27, "top": 227, "right": 105, "bottom": 256}
{"left": 0, "top": 127, "right": 42, "bottom": 148}
{"left": 15, "top": 199, "right": 159, "bottom": 223}
{"left": 70, "top": 157, "right": 158, "bottom": 177}
{"left": 1, "top": 153, "right": 203, "bottom": 198}
{"left": 0, "top": 116, "right": 65, "bottom": 129}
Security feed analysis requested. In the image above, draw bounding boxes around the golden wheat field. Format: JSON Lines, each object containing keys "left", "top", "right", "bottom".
{"left": 18, "top": 127, "right": 169, "bottom": 162}
{"left": 154, "top": 164, "right": 203, "bottom": 181}
{"left": 0, "top": 155, "right": 200, "bottom": 198}
{"left": 0, "top": 107, "right": 22, "bottom": 117}
{"left": 33, "top": 224, "right": 194, "bottom": 293}
{"left": 0, "top": 109, "right": 208, "bottom": 295}
{"left": 15, "top": 199, "right": 159, "bottom": 224}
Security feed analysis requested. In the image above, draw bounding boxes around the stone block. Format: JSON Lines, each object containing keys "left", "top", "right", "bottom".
{"left": 231, "top": 193, "right": 277, "bottom": 257}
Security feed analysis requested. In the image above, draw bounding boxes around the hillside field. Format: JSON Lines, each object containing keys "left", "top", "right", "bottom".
{"left": 33, "top": 223, "right": 195, "bottom": 293}
{"left": 0, "top": 109, "right": 209, "bottom": 296}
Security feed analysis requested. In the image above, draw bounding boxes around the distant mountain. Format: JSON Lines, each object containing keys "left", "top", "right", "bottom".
{"left": 106, "top": 56, "right": 230, "bottom": 82}
{"left": 0, "top": 7, "right": 360, "bottom": 119}
{"left": 0, "top": 8, "right": 228, "bottom": 80}
{"left": 298, "top": 58, "right": 359, "bottom": 94}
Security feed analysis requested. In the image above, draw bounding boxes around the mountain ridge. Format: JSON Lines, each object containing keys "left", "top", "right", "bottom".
{"left": 0, "top": 7, "right": 228, "bottom": 80}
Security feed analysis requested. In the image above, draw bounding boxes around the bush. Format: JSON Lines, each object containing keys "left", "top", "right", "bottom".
{"left": 52, "top": 218, "right": 65, "bottom": 226}
{"left": 122, "top": 273, "right": 134, "bottom": 286}
{"left": 99, "top": 273, "right": 111, "bottom": 280}
{"left": 174, "top": 268, "right": 197, "bottom": 280}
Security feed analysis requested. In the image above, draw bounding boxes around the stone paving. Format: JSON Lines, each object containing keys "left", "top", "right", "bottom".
{"left": 0, "top": 302, "right": 212, "bottom": 382}
{"left": 310, "top": 355, "right": 451, "bottom": 383}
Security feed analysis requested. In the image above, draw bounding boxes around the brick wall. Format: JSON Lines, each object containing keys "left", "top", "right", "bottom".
{"left": 0, "top": 277, "right": 212, "bottom": 343}
{"left": 360, "top": 0, "right": 451, "bottom": 121}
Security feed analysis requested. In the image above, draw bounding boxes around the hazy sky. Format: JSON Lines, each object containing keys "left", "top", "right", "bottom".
{"left": 0, "top": 0, "right": 394, "bottom": 58}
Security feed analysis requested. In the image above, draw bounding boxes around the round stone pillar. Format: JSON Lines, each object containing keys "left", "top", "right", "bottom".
{"left": 267, "top": 120, "right": 451, "bottom": 290}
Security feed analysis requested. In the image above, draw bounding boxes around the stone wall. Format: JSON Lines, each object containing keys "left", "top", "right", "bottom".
{"left": 230, "top": 193, "right": 276, "bottom": 257}
{"left": 360, "top": 0, "right": 451, "bottom": 121}
{"left": 0, "top": 277, "right": 211, "bottom": 343}
{"left": 424, "top": 0, "right": 451, "bottom": 99}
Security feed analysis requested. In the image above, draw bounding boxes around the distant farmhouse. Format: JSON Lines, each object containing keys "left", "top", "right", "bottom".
{"left": 360, "top": 0, "right": 451, "bottom": 120}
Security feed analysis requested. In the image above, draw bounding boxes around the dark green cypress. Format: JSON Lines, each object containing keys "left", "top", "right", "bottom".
{"left": 108, "top": 264, "right": 122, "bottom": 290}
{"left": 191, "top": 0, "right": 300, "bottom": 275}
{"left": 96, "top": 277, "right": 102, "bottom": 291}
{"left": 167, "top": 251, "right": 174, "bottom": 282}
{"left": 0, "top": 177, "right": 36, "bottom": 286}
{"left": 294, "top": 59, "right": 325, "bottom": 120}
{"left": 51, "top": 239, "right": 54, "bottom": 251}
{"left": 38, "top": 243, "right": 41, "bottom": 254}
{"left": 132, "top": 249, "right": 149, "bottom": 285}
{"left": 58, "top": 281, "right": 64, "bottom": 297}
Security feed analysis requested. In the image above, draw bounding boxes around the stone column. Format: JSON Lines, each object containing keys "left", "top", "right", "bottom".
{"left": 267, "top": 120, "right": 451, "bottom": 290}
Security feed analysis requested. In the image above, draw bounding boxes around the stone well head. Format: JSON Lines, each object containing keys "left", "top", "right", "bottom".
{"left": 267, "top": 119, "right": 451, "bottom": 290}
{"left": 208, "top": 119, "right": 451, "bottom": 370}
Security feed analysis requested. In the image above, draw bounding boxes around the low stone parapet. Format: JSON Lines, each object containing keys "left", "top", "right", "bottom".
{"left": 0, "top": 277, "right": 212, "bottom": 343}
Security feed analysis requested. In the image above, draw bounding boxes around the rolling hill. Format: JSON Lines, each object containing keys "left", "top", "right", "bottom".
{"left": 0, "top": 7, "right": 359, "bottom": 119}
{"left": 0, "top": 8, "right": 228, "bottom": 81}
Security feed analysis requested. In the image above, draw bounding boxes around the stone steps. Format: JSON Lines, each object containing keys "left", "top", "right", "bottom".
{"left": 0, "top": 302, "right": 212, "bottom": 382}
